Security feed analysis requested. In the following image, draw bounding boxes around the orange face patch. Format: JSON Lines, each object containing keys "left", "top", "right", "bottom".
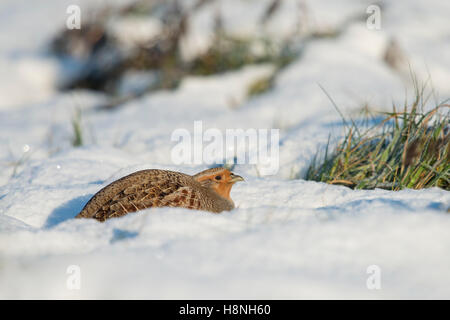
{"left": 194, "top": 168, "right": 241, "bottom": 200}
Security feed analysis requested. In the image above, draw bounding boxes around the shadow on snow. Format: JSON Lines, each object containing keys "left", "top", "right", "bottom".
{"left": 44, "top": 194, "right": 92, "bottom": 228}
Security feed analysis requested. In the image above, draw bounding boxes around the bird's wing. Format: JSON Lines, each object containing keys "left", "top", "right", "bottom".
{"left": 159, "top": 186, "right": 203, "bottom": 210}
{"left": 76, "top": 170, "right": 201, "bottom": 221}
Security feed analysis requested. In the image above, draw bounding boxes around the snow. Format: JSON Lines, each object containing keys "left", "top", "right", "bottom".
{"left": 1, "top": 0, "right": 450, "bottom": 299}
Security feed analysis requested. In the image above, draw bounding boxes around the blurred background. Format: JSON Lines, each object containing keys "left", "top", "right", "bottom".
{"left": 1, "top": 0, "right": 450, "bottom": 196}
{"left": 1, "top": 0, "right": 449, "bottom": 184}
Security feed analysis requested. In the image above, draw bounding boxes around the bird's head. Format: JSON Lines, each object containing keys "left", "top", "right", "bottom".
{"left": 193, "top": 167, "right": 244, "bottom": 200}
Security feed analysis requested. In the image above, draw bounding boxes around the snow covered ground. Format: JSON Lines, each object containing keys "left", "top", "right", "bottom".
{"left": 1, "top": 0, "right": 449, "bottom": 299}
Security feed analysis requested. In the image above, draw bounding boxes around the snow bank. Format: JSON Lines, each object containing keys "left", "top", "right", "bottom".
{"left": 1, "top": 0, "right": 449, "bottom": 299}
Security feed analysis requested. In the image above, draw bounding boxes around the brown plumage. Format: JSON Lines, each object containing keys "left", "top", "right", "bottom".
{"left": 75, "top": 167, "right": 244, "bottom": 222}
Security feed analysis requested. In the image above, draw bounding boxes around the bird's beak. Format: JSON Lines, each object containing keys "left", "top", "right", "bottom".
{"left": 230, "top": 173, "right": 244, "bottom": 183}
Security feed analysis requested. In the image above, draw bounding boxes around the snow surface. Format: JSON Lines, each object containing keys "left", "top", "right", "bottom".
{"left": 1, "top": 0, "right": 450, "bottom": 299}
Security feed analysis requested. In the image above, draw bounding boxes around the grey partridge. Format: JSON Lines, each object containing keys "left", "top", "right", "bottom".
{"left": 75, "top": 167, "right": 244, "bottom": 222}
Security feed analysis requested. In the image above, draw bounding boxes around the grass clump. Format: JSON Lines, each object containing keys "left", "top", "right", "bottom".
{"left": 306, "top": 86, "right": 449, "bottom": 191}
{"left": 52, "top": 1, "right": 297, "bottom": 105}
{"left": 189, "top": 34, "right": 295, "bottom": 76}
{"left": 71, "top": 109, "right": 84, "bottom": 147}
{"left": 247, "top": 73, "right": 275, "bottom": 98}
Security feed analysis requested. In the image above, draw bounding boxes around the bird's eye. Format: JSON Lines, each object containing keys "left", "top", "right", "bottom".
{"left": 215, "top": 175, "right": 222, "bottom": 180}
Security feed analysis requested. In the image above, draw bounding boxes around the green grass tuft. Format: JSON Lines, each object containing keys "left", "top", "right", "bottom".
{"left": 71, "top": 109, "right": 84, "bottom": 147}
{"left": 189, "top": 33, "right": 296, "bottom": 76}
{"left": 247, "top": 73, "right": 275, "bottom": 98}
{"left": 306, "top": 86, "right": 450, "bottom": 191}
